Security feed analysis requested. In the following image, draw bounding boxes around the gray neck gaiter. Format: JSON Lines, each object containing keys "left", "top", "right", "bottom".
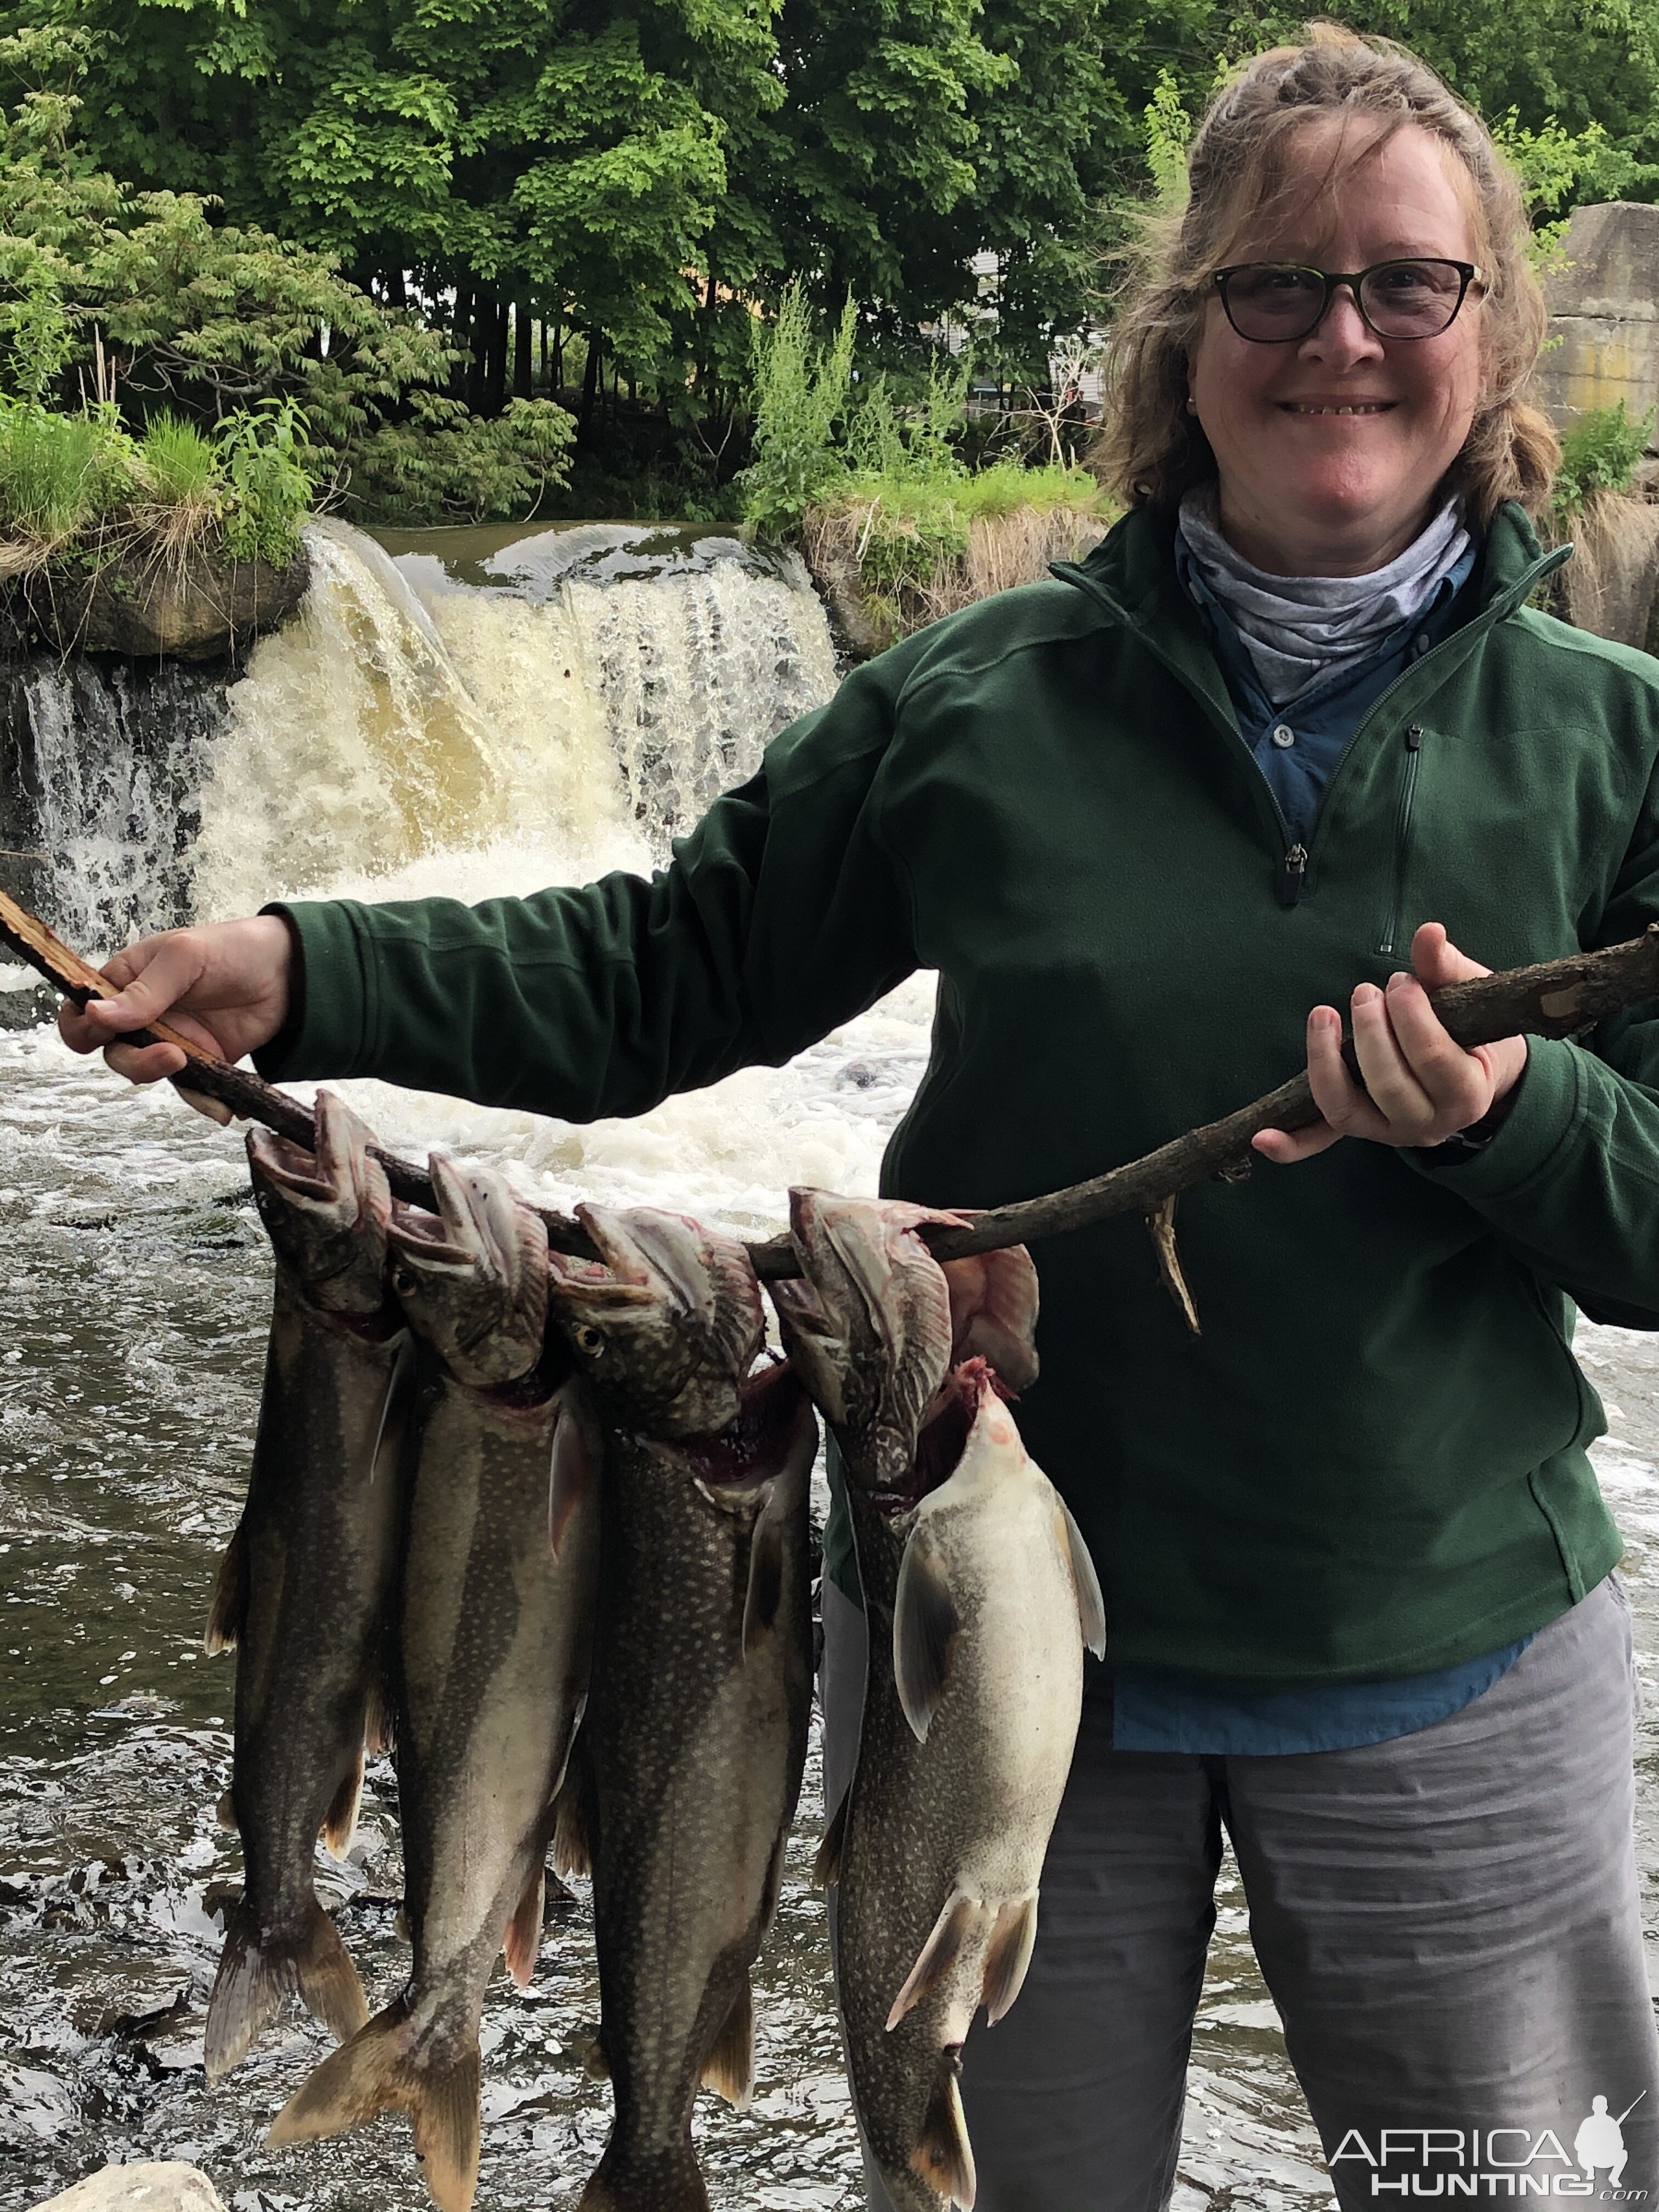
{"left": 1176, "top": 486, "right": 1471, "bottom": 707}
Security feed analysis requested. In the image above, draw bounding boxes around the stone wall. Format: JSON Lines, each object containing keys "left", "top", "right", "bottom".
{"left": 1535, "top": 201, "right": 1659, "bottom": 436}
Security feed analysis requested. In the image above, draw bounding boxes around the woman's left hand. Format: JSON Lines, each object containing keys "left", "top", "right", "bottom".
{"left": 1253, "top": 921, "right": 1528, "bottom": 1164}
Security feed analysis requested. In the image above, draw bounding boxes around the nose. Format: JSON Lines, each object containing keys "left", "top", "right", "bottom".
{"left": 1299, "top": 282, "right": 1381, "bottom": 365}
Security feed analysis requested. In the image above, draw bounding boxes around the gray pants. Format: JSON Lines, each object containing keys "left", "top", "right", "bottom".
{"left": 820, "top": 1573, "right": 1659, "bottom": 2211}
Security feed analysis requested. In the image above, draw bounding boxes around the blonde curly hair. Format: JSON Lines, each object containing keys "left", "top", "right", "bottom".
{"left": 1093, "top": 22, "right": 1558, "bottom": 525}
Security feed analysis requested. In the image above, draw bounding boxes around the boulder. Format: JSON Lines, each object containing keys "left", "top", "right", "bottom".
{"left": 8, "top": 544, "right": 308, "bottom": 662}
{"left": 1536, "top": 202, "right": 1659, "bottom": 438}
{"left": 25, "top": 2164, "right": 225, "bottom": 2212}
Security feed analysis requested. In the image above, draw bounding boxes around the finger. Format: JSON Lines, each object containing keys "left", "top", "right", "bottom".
{"left": 104, "top": 1040, "right": 188, "bottom": 1085}
{"left": 1306, "top": 1000, "right": 1389, "bottom": 1138}
{"left": 1348, "top": 979, "right": 1438, "bottom": 1134}
{"left": 1380, "top": 970, "right": 1493, "bottom": 1124}
{"left": 1252, "top": 1121, "right": 1341, "bottom": 1164}
{"left": 1410, "top": 921, "right": 1491, "bottom": 990}
{"left": 174, "top": 1085, "right": 236, "bottom": 1126}
{"left": 80, "top": 936, "right": 208, "bottom": 1035}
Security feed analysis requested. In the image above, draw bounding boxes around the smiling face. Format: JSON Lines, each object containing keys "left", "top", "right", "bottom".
{"left": 1186, "top": 119, "right": 1486, "bottom": 575}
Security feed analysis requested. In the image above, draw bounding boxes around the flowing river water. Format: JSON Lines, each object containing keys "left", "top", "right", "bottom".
{"left": 1, "top": 521, "right": 1657, "bottom": 2211}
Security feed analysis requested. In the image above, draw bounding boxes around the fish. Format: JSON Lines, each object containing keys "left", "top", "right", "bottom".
{"left": 770, "top": 1191, "right": 1105, "bottom": 2212}
{"left": 202, "top": 1089, "right": 416, "bottom": 2083}
{"left": 268, "top": 1156, "right": 599, "bottom": 2212}
{"left": 545, "top": 1204, "right": 819, "bottom": 2212}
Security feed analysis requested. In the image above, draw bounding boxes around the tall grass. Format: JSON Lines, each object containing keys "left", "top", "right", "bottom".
{"left": 0, "top": 396, "right": 314, "bottom": 575}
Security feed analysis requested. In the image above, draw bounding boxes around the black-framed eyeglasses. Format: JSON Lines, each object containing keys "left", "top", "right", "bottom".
{"left": 1211, "top": 259, "right": 1483, "bottom": 343}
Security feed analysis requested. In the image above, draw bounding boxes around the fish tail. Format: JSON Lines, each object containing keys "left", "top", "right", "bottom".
{"left": 910, "top": 2049, "right": 977, "bottom": 2210}
{"left": 268, "top": 1996, "right": 481, "bottom": 2212}
{"left": 577, "top": 2142, "right": 710, "bottom": 2211}
{"left": 204, "top": 1893, "right": 366, "bottom": 2083}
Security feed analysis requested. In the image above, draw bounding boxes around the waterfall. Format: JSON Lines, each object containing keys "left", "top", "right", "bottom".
{"left": 7, "top": 517, "right": 840, "bottom": 951}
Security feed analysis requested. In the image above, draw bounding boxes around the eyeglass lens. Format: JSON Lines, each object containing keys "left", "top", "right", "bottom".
{"left": 1222, "top": 261, "right": 1469, "bottom": 341}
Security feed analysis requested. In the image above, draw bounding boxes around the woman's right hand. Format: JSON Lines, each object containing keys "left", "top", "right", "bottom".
{"left": 55, "top": 914, "right": 296, "bottom": 1090}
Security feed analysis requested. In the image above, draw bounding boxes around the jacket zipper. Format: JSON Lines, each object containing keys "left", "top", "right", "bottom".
{"left": 1378, "top": 723, "right": 1423, "bottom": 956}
{"left": 1050, "top": 544, "right": 1568, "bottom": 909}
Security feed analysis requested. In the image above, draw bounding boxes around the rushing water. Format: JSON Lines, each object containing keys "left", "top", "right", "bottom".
{"left": 2, "top": 528, "right": 1657, "bottom": 2211}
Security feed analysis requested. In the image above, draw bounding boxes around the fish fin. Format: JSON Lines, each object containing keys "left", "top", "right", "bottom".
{"left": 204, "top": 1894, "right": 366, "bottom": 2083}
{"left": 503, "top": 1861, "right": 544, "bottom": 1988}
{"left": 814, "top": 1791, "right": 849, "bottom": 1889}
{"left": 981, "top": 1894, "right": 1039, "bottom": 2025}
{"left": 910, "top": 2052, "right": 977, "bottom": 2210}
{"left": 699, "top": 1972, "right": 754, "bottom": 2109}
{"left": 269, "top": 1997, "right": 481, "bottom": 2212}
{"left": 758, "top": 1822, "right": 787, "bottom": 1936}
{"left": 1058, "top": 1500, "right": 1107, "bottom": 1659}
{"left": 364, "top": 1667, "right": 396, "bottom": 1758}
{"left": 574, "top": 2029, "right": 610, "bottom": 2081}
{"left": 741, "top": 1512, "right": 786, "bottom": 1658}
{"left": 394, "top": 1903, "right": 410, "bottom": 1942}
{"left": 215, "top": 1788, "right": 238, "bottom": 1833}
{"left": 321, "top": 1743, "right": 364, "bottom": 1859}
{"left": 550, "top": 1752, "right": 591, "bottom": 1880}
{"left": 887, "top": 1890, "right": 979, "bottom": 2032}
{"left": 369, "top": 1330, "right": 416, "bottom": 1487}
{"left": 202, "top": 1520, "right": 247, "bottom": 1656}
{"left": 548, "top": 1401, "right": 591, "bottom": 1560}
{"left": 893, "top": 1526, "right": 961, "bottom": 1743}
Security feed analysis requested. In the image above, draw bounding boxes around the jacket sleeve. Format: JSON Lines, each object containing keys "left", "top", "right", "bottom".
{"left": 1406, "top": 755, "right": 1659, "bottom": 1330}
{"left": 255, "top": 652, "right": 919, "bottom": 1120}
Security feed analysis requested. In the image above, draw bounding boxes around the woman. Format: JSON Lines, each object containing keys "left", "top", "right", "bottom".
{"left": 63, "top": 25, "right": 1659, "bottom": 2209}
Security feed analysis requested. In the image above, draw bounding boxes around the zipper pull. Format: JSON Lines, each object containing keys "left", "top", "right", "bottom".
{"left": 1278, "top": 842, "right": 1308, "bottom": 907}
{"left": 1406, "top": 722, "right": 1424, "bottom": 753}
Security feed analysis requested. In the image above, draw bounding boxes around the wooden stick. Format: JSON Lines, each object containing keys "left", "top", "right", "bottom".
{"left": 5, "top": 888, "right": 1658, "bottom": 1280}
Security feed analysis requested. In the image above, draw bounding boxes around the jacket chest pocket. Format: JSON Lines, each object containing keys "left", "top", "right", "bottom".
{"left": 1377, "top": 722, "right": 1425, "bottom": 957}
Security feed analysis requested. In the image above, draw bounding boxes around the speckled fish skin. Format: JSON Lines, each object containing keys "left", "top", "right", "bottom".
{"left": 268, "top": 1158, "right": 599, "bottom": 2212}
{"left": 202, "top": 1090, "right": 414, "bottom": 2085}
{"left": 547, "top": 1204, "right": 818, "bottom": 2212}
{"left": 770, "top": 1191, "right": 1103, "bottom": 2212}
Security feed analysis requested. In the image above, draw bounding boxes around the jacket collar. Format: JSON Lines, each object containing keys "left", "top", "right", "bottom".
{"left": 1056, "top": 497, "right": 1567, "bottom": 630}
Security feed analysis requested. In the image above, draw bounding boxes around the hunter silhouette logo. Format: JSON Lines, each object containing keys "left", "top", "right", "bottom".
{"left": 1576, "top": 2096, "right": 1645, "bottom": 2191}
{"left": 1331, "top": 2094, "right": 1649, "bottom": 2197}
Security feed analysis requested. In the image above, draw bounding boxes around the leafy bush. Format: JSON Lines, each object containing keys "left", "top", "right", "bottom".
{"left": 1554, "top": 402, "right": 1655, "bottom": 524}
{"left": 740, "top": 282, "right": 859, "bottom": 538}
{"left": 215, "top": 398, "right": 314, "bottom": 563}
{"left": 0, "top": 27, "right": 574, "bottom": 527}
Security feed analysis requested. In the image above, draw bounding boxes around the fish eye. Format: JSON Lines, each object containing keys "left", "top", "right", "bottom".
{"left": 391, "top": 1263, "right": 419, "bottom": 1301}
{"left": 573, "top": 1323, "right": 605, "bottom": 1357}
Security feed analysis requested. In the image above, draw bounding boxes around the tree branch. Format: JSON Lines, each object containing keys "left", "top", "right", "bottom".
{"left": 6, "top": 888, "right": 1658, "bottom": 1285}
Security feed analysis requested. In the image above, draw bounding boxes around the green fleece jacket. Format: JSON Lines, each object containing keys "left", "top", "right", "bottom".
{"left": 262, "top": 501, "right": 1659, "bottom": 1683}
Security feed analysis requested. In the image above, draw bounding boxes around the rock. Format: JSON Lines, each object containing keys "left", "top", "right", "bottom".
{"left": 8, "top": 544, "right": 309, "bottom": 662}
{"left": 0, "top": 981, "right": 54, "bottom": 1028}
{"left": 25, "top": 2163, "right": 225, "bottom": 2212}
{"left": 1537, "top": 202, "right": 1659, "bottom": 439}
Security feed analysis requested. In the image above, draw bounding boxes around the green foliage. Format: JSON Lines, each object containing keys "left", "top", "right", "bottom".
{"left": 138, "top": 411, "right": 220, "bottom": 505}
{"left": 215, "top": 398, "right": 313, "bottom": 563}
{"left": 1553, "top": 402, "right": 1656, "bottom": 523}
{"left": 1143, "top": 67, "right": 1193, "bottom": 206}
{"left": 345, "top": 394, "right": 577, "bottom": 524}
{"left": 0, "top": 398, "right": 134, "bottom": 539}
{"left": 740, "top": 283, "right": 859, "bottom": 537}
{"left": 0, "top": 26, "right": 575, "bottom": 524}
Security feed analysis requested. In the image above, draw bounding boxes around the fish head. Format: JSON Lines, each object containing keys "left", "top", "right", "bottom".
{"left": 936, "top": 1240, "right": 1040, "bottom": 1394}
{"left": 769, "top": 1190, "right": 961, "bottom": 1496}
{"left": 246, "top": 1090, "right": 391, "bottom": 1316}
{"left": 385, "top": 1156, "right": 549, "bottom": 1386}
{"left": 546, "top": 1205, "right": 764, "bottom": 1437}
